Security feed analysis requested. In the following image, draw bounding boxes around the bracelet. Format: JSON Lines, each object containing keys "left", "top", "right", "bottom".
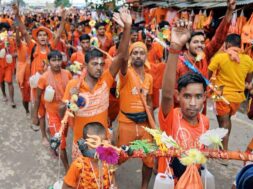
{"left": 169, "top": 47, "right": 182, "bottom": 54}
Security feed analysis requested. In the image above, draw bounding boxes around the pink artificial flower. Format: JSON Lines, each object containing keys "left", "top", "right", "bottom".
{"left": 96, "top": 146, "right": 119, "bottom": 165}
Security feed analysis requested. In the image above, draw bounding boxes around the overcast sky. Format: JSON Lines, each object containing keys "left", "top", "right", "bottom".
{"left": 1, "top": 0, "right": 100, "bottom": 5}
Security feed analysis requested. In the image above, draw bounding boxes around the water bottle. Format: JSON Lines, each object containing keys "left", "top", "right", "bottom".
{"left": 53, "top": 180, "right": 63, "bottom": 189}
{"left": 6, "top": 54, "right": 13, "bottom": 64}
{"left": 153, "top": 173, "right": 174, "bottom": 189}
{"left": 29, "top": 72, "right": 41, "bottom": 88}
{"left": 201, "top": 166, "right": 215, "bottom": 189}
{"left": 0, "top": 48, "right": 6, "bottom": 58}
{"left": 44, "top": 85, "right": 55, "bottom": 102}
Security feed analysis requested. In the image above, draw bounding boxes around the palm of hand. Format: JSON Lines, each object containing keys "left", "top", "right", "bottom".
{"left": 171, "top": 27, "right": 191, "bottom": 47}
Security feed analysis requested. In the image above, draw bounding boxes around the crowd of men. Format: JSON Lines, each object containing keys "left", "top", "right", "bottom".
{"left": 1, "top": 0, "right": 253, "bottom": 188}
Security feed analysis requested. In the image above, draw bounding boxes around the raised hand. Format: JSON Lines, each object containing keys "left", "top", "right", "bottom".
{"left": 227, "top": 0, "right": 236, "bottom": 11}
{"left": 12, "top": 4, "right": 19, "bottom": 16}
{"left": 119, "top": 7, "right": 132, "bottom": 27}
{"left": 113, "top": 12, "right": 124, "bottom": 28}
{"left": 170, "top": 20, "right": 192, "bottom": 49}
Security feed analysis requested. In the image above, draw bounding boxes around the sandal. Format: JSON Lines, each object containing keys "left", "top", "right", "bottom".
{"left": 30, "top": 124, "right": 40, "bottom": 132}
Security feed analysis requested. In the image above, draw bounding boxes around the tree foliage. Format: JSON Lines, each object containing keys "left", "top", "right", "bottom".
{"left": 54, "top": 0, "right": 71, "bottom": 7}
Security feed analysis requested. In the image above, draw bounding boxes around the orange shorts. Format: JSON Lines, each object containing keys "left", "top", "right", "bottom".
{"left": 47, "top": 112, "right": 68, "bottom": 150}
{"left": 117, "top": 122, "right": 154, "bottom": 168}
{"left": 0, "top": 66, "right": 13, "bottom": 83}
{"left": 19, "top": 81, "right": 30, "bottom": 102}
{"left": 215, "top": 101, "right": 240, "bottom": 116}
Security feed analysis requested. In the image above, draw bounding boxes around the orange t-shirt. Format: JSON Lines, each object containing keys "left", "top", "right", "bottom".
{"left": 64, "top": 156, "right": 110, "bottom": 189}
{"left": 98, "top": 35, "right": 113, "bottom": 52}
{"left": 158, "top": 107, "right": 209, "bottom": 173}
{"left": 108, "top": 45, "right": 117, "bottom": 57}
{"left": 70, "top": 51, "right": 85, "bottom": 64}
{"left": 62, "top": 70, "right": 114, "bottom": 142}
{"left": 118, "top": 67, "right": 153, "bottom": 123}
{"left": 28, "top": 40, "right": 54, "bottom": 75}
{"left": 0, "top": 38, "right": 16, "bottom": 68}
{"left": 38, "top": 69, "right": 72, "bottom": 114}
{"left": 147, "top": 42, "right": 164, "bottom": 64}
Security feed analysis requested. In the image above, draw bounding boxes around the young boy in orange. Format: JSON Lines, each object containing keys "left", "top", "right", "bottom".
{"left": 61, "top": 8, "right": 132, "bottom": 161}
{"left": 158, "top": 21, "right": 209, "bottom": 179}
{"left": 117, "top": 41, "right": 154, "bottom": 189}
{"left": 70, "top": 34, "right": 90, "bottom": 65}
{"left": 34, "top": 50, "right": 72, "bottom": 171}
{"left": 208, "top": 34, "right": 253, "bottom": 154}
{"left": 62, "top": 122, "right": 116, "bottom": 189}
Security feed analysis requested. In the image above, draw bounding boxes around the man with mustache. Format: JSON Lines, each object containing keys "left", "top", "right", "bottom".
{"left": 117, "top": 41, "right": 154, "bottom": 189}
{"left": 175, "top": 0, "right": 236, "bottom": 114}
{"left": 61, "top": 7, "right": 132, "bottom": 161}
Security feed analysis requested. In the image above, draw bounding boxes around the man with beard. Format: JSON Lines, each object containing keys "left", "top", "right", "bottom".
{"left": 175, "top": 0, "right": 236, "bottom": 113}
{"left": 61, "top": 7, "right": 132, "bottom": 161}
{"left": 34, "top": 50, "right": 72, "bottom": 171}
{"left": 117, "top": 41, "right": 154, "bottom": 189}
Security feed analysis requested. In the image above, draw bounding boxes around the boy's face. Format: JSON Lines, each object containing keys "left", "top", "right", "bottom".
{"left": 49, "top": 56, "right": 62, "bottom": 72}
{"left": 86, "top": 128, "right": 106, "bottom": 150}
{"left": 97, "top": 26, "right": 105, "bottom": 36}
{"left": 176, "top": 83, "right": 206, "bottom": 120}
{"left": 37, "top": 30, "right": 48, "bottom": 46}
{"left": 80, "top": 39, "right": 90, "bottom": 51}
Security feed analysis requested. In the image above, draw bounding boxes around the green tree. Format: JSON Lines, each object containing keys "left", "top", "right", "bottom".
{"left": 54, "top": 0, "right": 71, "bottom": 7}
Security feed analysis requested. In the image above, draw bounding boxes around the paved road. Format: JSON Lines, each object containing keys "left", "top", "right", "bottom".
{"left": 0, "top": 83, "right": 252, "bottom": 189}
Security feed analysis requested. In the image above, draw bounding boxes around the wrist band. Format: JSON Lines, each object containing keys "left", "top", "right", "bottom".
{"left": 169, "top": 47, "right": 181, "bottom": 54}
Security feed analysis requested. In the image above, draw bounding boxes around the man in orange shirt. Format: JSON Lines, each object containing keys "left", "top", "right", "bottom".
{"left": 70, "top": 34, "right": 90, "bottom": 65}
{"left": 13, "top": 4, "right": 67, "bottom": 135}
{"left": 34, "top": 50, "right": 72, "bottom": 171}
{"left": 158, "top": 22, "right": 209, "bottom": 179}
{"left": 117, "top": 41, "right": 154, "bottom": 189}
{"left": 0, "top": 23, "right": 16, "bottom": 108}
{"left": 95, "top": 22, "right": 113, "bottom": 52}
{"left": 61, "top": 8, "right": 132, "bottom": 161}
{"left": 15, "top": 27, "right": 30, "bottom": 115}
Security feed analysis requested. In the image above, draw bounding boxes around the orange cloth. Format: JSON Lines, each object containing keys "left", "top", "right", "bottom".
{"left": 108, "top": 45, "right": 117, "bottom": 57}
{"left": 16, "top": 42, "right": 30, "bottom": 101}
{"left": 118, "top": 67, "right": 153, "bottom": 123}
{"left": 176, "top": 165, "right": 203, "bottom": 189}
{"left": 62, "top": 70, "right": 114, "bottom": 143}
{"left": 147, "top": 42, "right": 163, "bottom": 64}
{"left": 148, "top": 63, "right": 166, "bottom": 108}
{"left": 47, "top": 112, "right": 68, "bottom": 149}
{"left": 37, "top": 69, "right": 72, "bottom": 114}
{"left": 70, "top": 51, "right": 85, "bottom": 64}
{"left": 158, "top": 108, "right": 209, "bottom": 173}
{"left": 28, "top": 40, "right": 53, "bottom": 75}
{"left": 117, "top": 122, "right": 154, "bottom": 168}
{"left": 64, "top": 156, "right": 110, "bottom": 189}
{"left": 98, "top": 35, "right": 113, "bottom": 52}
{"left": 215, "top": 101, "right": 240, "bottom": 116}
{"left": 149, "top": 8, "right": 167, "bottom": 24}
{"left": 0, "top": 66, "right": 14, "bottom": 83}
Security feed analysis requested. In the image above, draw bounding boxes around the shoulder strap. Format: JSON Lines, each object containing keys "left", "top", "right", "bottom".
{"left": 30, "top": 44, "right": 37, "bottom": 68}
{"left": 128, "top": 70, "right": 156, "bottom": 129}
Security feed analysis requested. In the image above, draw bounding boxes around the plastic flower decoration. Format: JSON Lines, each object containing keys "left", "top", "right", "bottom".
{"left": 180, "top": 148, "right": 207, "bottom": 166}
{"left": 161, "top": 132, "right": 180, "bottom": 149}
{"left": 0, "top": 31, "right": 8, "bottom": 41}
{"left": 89, "top": 20, "right": 96, "bottom": 27}
{"left": 195, "top": 51, "right": 205, "bottom": 62}
{"left": 96, "top": 146, "right": 119, "bottom": 165}
{"left": 69, "top": 61, "right": 82, "bottom": 74}
{"left": 199, "top": 128, "right": 228, "bottom": 149}
{"left": 130, "top": 140, "right": 157, "bottom": 154}
{"left": 144, "top": 127, "right": 179, "bottom": 152}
